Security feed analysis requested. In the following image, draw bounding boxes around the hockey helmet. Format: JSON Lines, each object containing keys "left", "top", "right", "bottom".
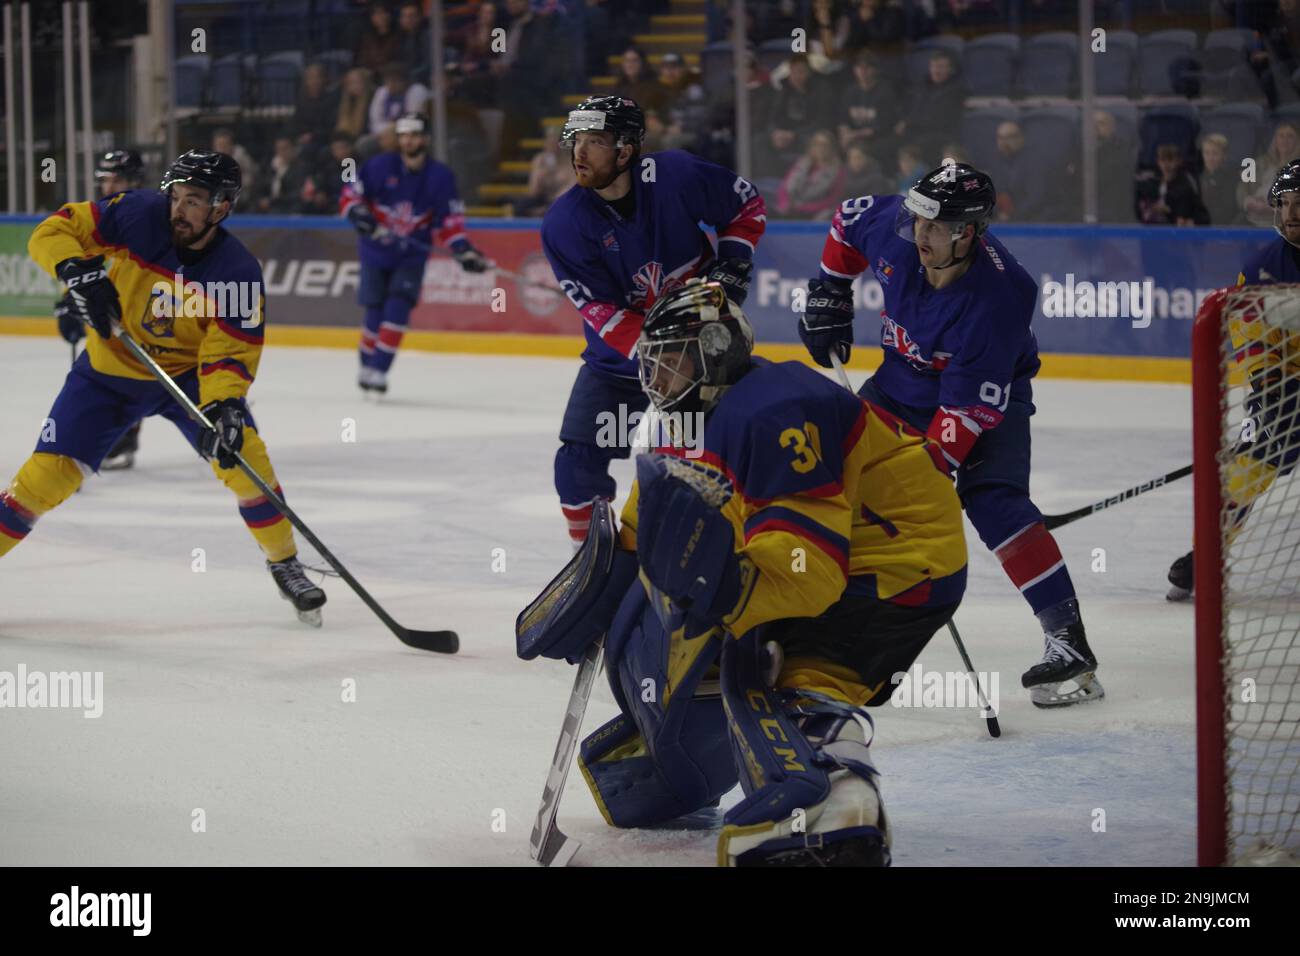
{"left": 637, "top": 278, "right": 753, "bottom": 417}
{"left": 560, "top": 95, "right": 646, "bottom": 151}
{"left": 94, "top": 149, "right": 144, "bottom": 184}
{"left": 1268, "top": 159, "right": 1300, "bottom": 243}
{"left": 161, "top": 149, "right": 242, "bottom": 208}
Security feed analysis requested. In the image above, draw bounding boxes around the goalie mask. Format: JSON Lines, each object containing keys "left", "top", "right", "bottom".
{"left": 1268, "top": 159, "right": 1300, "bottom": 246}
{"left": 637, "top": 279, "right": 754, "bottom": 417}
{"left": 894, "top": 162, "right": 995, "bottom": 269}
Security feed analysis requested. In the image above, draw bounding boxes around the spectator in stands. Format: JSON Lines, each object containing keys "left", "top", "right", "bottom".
{"left": 211, "top": 128, "right": 258, "bottom": 199}
{"left": 369, "top": 64, "right": 430, "bottom": 137}
{"left": 900, "top": 50, "right": 963, "bottom": 159}
{"left": 777, "top": 129, "right": 847, "bottom": 219}
{"left": 255, "top": 136, "right": 313, "bottom": 214}
{"left": 1249, "top": 0, "right": 1300, "bottom": 106}
{"left": 453, "top": 1, "right": 500, "bottom": 109}
{"left": 843, "top": 0, "right": 907, "bottom": 54}
{"left": 988, "top": 121, "right": 1052, "bottom": 223}
{"left": 1242, "top": 121, "right": 1300, "bottom": 226}
{"left": 496, "top": 0, "right": 561, "bottom": 150}
{"left": 806, "top": 0, "right": 851, "bottom": 67}
{"left": 1094, "top": 110, "right": 1135, "bottom": 223}
{"left": 355, "top": 2, "right": 402, "bottom": 81}
{"left": 1136, "top": 143, "right": 1209, "bottom": 226}
{"left": 656, "top": 53, "right": 711, "bottom": 152}
{"left": 1199, "top": 133, "right": 1241, "bottom": 226}
{"left": 758, "top": 55, "right": 826, "bottom": 177}
{"left": 753, "top": 0, "right": 804, "bottom": 45}
{"left": 302, "top": 130, "right": 356, "bottom": 213}
{"left": 519, "top": 124, "right": 577, "bottom": 217}
{"left": 336, "top": 68, "right": 375, "bottom": 141}
{"left": 614, "top": 47, "right": 667, "bottom": 116}
{"left": 395, "top": 2, "right": 430, "bottom": 81}
{"left": 843, "top": 142, "right": 893, "bottom": 197}
{"left": 838, "top": 52, "right": 899, "bottom": 168}
{"left": 895, "top": 142, "right": 927, "bottom": 193}
{"left": 292, "top": 62, "right": 341, "bottom": 151}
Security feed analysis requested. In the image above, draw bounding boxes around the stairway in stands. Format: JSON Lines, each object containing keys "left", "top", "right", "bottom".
{"left": 472, "top": 0, "right": 707, "bottom": 217}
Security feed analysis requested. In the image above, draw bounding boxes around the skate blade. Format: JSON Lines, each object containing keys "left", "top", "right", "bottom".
{"left": 296, "top": 607, "right": 323, "bottom": 628}
{"left": 1030, "top": 672, "right": 1104, "bottom": 708}
{"left": 726, "top": 826, "right": 890, "bottom": 868}
{"left": 100, "top": 455, "right": 134, "bottom": 471}
{"left": 1166, "top": 585, "right": 1192, "bottom": 602}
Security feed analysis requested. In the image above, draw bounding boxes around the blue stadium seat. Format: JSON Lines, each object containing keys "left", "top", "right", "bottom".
{"left": 963, "top": 33, "right": 1019, "bottom": 97}
{"left": 1201, "top": 103, "right": 1265, "bottom": 164}
{"left": 1204, "top": 28, "right": 1253, "bottom": 56}
{"left": 256, "top": 51, "right": 302, "bottom": 110}
{"left": 210, "top": 52, "right": 249, "bottom": 111}
{"left": 1021, "top": 32, "right": 1077, "bottom": 97}
{"left": 961, "top": 105, "right": 1019, "bottom": 171}
{"left": 1100, "top": 100, "right": 1140, "bottom": 146}
{"left": 1094, "top": 29, "right": 1137, "bottom": 96}
{"left": 175, "top": 54, "right": 209, "bottom": 110}
{"left": 904, "top": 35, "right": 964, "bottom": 88}
{"left": 1020, "top": 105, "right": 1081, "bottom": 166}
{"left": 757, "top": 38, "right": 794, "bottom": 75}
{"left": 1139, "top": 29, "right": 1197, "bottom": 96}
{"left": 1139, "top": 103, "right": 1200, "bottom": 167}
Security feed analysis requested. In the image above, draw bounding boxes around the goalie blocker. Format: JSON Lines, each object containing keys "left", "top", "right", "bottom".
{"left": 516, "top": 279, "right": 968, "bottom": 867}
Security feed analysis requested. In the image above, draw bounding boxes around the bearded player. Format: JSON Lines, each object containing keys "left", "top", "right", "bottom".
{"left": 540, "top": 95, "right": 766, "bottom": 547}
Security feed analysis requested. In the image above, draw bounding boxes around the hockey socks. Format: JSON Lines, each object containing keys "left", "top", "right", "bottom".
{"left": 994, "top": 520, "right": 1076, "bottom": 615}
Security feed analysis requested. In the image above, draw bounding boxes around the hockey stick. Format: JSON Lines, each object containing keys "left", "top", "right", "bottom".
{"left": 1041, "top": 464, "right": 1192, "bottom": 530}
{"left": 530, "top": 636, "right": 604, "bottom": 867}
{"left": 113, "top": 297, "right": 459, "bottom": 654}
{"left": 830, "top": 354, "right": 1000, "bottom": 739}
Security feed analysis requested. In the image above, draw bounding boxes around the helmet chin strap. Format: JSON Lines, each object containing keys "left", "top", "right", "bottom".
{"left": 928, "top": 223, "right": 976, "bottom": 270}
{"left": 577, "top": 145, "right": 636, "bottom": 191}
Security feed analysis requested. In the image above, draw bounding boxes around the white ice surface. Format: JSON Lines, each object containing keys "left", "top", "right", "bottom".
{"left": 0, "top": 337, "right": 1199, "bottom": 866}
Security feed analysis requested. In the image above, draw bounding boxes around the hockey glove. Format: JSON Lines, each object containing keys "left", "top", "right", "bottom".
{"left": 706, "top": 257, "right": 754, "bottom": 306}
{"left": 346, "top": 203, "right": 379, "bottom": 237}
{"left": 198, "top": 399, "right": 246, "bottom": 469}
{"left": 635, "top": 455, "right": 741, "bottom": 626}
{"left": 56, "top": 255, "right": 121, "bottom": 340}
{"left": 55, "top": 292, "right": 84, "bottom": 345}
{"left": 799, "top": 278, "right": 855, "bottom": 368}
{"left": 452, "top": 241, "right": 491, "bottom": 274}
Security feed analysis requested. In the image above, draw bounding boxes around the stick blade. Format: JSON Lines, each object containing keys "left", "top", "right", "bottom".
{"left": 532, "top": 822, "right": 581, "bottom": 868}
{"left": 398, "top": 629, "right": 459, "bottom": 654}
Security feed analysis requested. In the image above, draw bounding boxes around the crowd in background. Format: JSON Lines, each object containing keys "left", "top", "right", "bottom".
{"left": 159, "top": 0, "right": 1300, "bottom": 225}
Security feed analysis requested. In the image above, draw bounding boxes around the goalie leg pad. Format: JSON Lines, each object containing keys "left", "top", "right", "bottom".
{"left": 516, "top": 498, "right": 638, "bottom": 662}
{"left": 578, "top": 584, "right": 735, "bottom": 828}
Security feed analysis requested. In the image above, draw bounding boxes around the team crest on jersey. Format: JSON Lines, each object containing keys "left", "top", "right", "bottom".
{"left": 629, "top": 260, "right": 684, "bottom": 309}
{"left": 141, "top": 312, "right": 176, "bottom": 339}
{"left": 602, "top": 230, "right": 620, "bottom": 252}
{"left": 875, "top": 256, "right": 895, "bottom": 285}
{"left": 881, "top": 315, "right": 938, "bottom": 373}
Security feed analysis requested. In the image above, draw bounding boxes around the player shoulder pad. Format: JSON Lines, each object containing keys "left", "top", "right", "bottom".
{"left": 516, "top": 498, "right": 640, "bottom": 662}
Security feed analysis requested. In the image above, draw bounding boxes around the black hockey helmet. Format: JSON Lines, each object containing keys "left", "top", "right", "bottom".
{"left": 560, "top": 95, "right": 646, "bottom": 151}
{"left": 160, "top": 149, "right": 242, "bottom": 208}
{"left": 1268, "top": 159, "right": 1300, "bottom": 243}
{"left": 637, "top": 278, "right": 753, "bottom": 416}
{"left": 94, "top": 149, "right": 143, "bottom": 184}
{"left": 894, "top": 162, "right": 996, "bottom": 266}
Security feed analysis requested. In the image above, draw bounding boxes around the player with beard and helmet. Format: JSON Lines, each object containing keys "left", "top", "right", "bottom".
{"left": 55, "top": 150, "right": 150, "bottom": 470}
{"left": 1165, "top": 160, "right": 1300, "bottom": 601}
{"left": 1, "top": 149, "right": 329, "bottom": 626}
{"left": 798, "top": 163, "right": 1102, "bottom": 708}
{"left": 541, "top": 95, "right": 767, "bottom": 548}
{"left": 340, "top": 111, "right": 489, "bottom": 396}
{"left": 516, "top": 278, "right": 967, "bottom": 866}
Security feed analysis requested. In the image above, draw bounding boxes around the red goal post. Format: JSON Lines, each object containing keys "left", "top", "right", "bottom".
{"left": 1193, "top": 283, "right": 1300, "bottom": 867}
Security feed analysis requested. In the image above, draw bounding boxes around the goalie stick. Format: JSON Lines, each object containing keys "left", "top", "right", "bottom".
{"left": 113, "top": 295, "right": 459, "bottom": 654}
{"left": 830, "top": 354, "right": 1000, "bottom": 738}
{"left": 530, "top": 637, "right": 604, "bottom": 867}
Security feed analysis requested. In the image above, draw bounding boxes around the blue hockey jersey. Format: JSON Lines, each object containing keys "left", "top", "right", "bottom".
{"left": 541, "top": 149, "right": 767, "bottom": 377}
{"left": 339, "top": 151, "right": 467, "bottom": 270}
{"left": 818, "top": 192, "right": 1040, "bottom": 469}
{"left": 1238, "top": 236, "right": 1300, "bottom": 286}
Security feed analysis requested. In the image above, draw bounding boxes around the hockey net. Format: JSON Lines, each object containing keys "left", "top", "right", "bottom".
{"left": 1194, "top": 284, "right": 1300, "bottom": 866}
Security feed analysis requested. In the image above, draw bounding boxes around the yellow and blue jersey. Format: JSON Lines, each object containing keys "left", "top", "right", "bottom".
{"left": 28, "top": 190, "right": 266, "bottom": 407}
{"left": 1234, "top": 239, "right": 1300, "bottom": 381}
{"left": 620, "top": 359, "right": 967, "bottom": 639}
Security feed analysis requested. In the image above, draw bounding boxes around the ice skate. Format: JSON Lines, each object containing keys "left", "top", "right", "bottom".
{"left": 1166, "top": 549, "right": 1193, "bottom": 602}
{"left": 1022, "top": 622, "right": 1104, "bottom": 707}
{"left": 358, "top": 366, "right": 388, "bottom": 398}
{"left": 267, "top": 555, "right": 327, "bottom": 627}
